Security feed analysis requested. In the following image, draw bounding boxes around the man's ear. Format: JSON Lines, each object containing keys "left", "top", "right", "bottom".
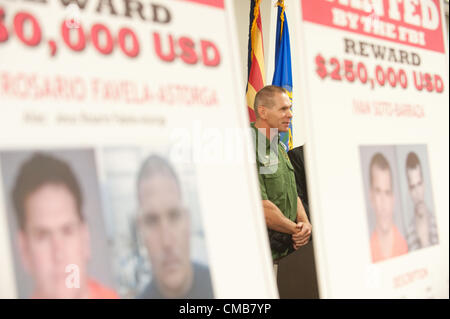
{"left": 257, "top": 105, "right": 266, "bottom": 119}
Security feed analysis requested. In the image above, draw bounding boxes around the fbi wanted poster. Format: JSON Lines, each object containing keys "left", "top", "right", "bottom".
{"left": 0, "top": 0, "right": 276, "bottom": 299}
{"left": 293, "top": 0, "right": 449, "bottom": 298}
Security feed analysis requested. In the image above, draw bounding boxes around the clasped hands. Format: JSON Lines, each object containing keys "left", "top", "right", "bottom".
{"left": 292, "top": 222, "right": 312, "bottom": 250}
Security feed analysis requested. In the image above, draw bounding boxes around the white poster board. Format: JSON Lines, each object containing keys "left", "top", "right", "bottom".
{"left": 292, "top": 0, "right": 449, "bottom": 298}
{"left": 0, "top": 0, "right": 276, "bottom": 299}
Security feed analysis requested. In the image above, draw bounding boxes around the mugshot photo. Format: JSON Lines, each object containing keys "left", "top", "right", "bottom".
{"left": 395, "top": 145, "right": 439, "bottom": 253}
{"left": 99, "top": 147, "right": 214, "bottom": 299}
{"left": 0, "top": 149, "right": 117, "bottom": 298}
{"left": 359, "top": 145, "right": 408, "bottom": 264}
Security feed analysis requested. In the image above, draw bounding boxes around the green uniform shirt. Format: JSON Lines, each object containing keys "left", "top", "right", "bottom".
{"left": 251, "top": 123, "right": 298, "bottom": 260}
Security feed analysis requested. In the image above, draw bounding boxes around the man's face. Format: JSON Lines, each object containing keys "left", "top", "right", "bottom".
{"left": 263, "top": 92, "right": 292, "bottom": 133}
{"left": 138, "top": 174, "right": 191, "bottom": 297}
{"left": 18, "top": 183, "right": 89, "bottom": 299}
{"left": 370, "top": 166, "right": 395, "bottom": 234}
{"left": 407, "top": 166, "right": 425, "bottom": 206}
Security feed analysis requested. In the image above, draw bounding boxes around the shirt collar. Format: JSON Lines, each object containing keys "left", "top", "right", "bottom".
{"left": 251, "top": 122, "right": 280, "bottom": 149}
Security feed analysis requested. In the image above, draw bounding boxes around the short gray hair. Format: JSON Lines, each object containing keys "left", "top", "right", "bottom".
{"left": 136, "top": 155, "right": 181, "bottom": 201}
{"left": 253, "top": 85, "right": 288, "bottom": 118}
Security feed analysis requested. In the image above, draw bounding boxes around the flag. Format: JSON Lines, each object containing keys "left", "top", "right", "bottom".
{"left": 272, "top": 0, "right": 293, "bottom": 151}
{"left": 246, "top": 0, "right": 266, "bottom": 122}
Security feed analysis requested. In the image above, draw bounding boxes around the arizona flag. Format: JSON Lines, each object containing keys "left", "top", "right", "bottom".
{"left": 272, "top": 0, "right": 293, "bottom": 151}
{"left": 246, "top": 0, "right": 266, "bottom": 122}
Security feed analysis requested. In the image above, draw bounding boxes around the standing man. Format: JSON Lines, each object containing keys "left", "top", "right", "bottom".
{"left": 136, "top": 155, "right": 214, "bottom": 299}
{"left": 12, "top": 153, "right": 118, "bottom": 299}
{"left": 368, "top": 153, "right": 408, "bottom": 263}
{"left": 251, "top": 85, "right": 312, "bottom": 277}
{"left": 404, "top": 152, "right": 439, "bottom": 251}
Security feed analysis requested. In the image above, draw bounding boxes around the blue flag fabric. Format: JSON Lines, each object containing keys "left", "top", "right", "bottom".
{"left": 272, "top": 3, "right": 293, "bottom": 151}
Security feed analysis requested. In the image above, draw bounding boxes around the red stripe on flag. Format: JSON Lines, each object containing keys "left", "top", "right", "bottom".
{"left": 252, "top": 14, "right": 264, "bottom": 65}
{"left": 246, "top": 0, "right": 265, "bottom": 124}
{"left": 256, "top": 13, "right": 263, "bottom": 37}
{"left": 248, "top": 57, "right": 264, "bottom": 91}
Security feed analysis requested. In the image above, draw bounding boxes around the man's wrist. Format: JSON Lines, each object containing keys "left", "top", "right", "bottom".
{"left": 289, "top": 220, "right": 299, "bottom": 234}
{"left": 297, "top": 218, "right": 311, "bottom": 227}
